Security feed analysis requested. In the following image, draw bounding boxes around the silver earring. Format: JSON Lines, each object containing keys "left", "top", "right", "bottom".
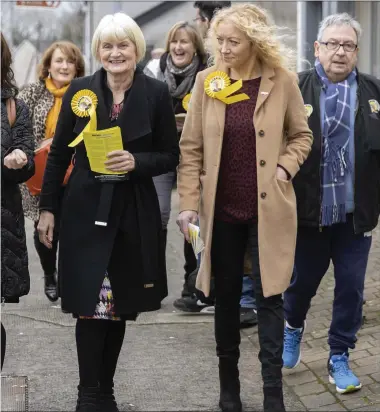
{"left": 48, "top": 72, "right": 51, "bottom": 79}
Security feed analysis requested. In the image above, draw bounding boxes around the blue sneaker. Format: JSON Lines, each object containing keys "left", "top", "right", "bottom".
{"left": 282, "top": 322, "right": 305, "bottom": 369}
{"left": 328, "top": 353, "right": 362, "bottom": 394}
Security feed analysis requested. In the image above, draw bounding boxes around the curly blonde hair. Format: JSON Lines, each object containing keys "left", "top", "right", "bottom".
{"left": 207, "top": 3, "right": 296, "bottom": 71}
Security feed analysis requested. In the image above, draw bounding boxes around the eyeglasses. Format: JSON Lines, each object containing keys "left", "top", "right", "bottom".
{"left": 320, "top": 41, "right": 357, "bottom": 52}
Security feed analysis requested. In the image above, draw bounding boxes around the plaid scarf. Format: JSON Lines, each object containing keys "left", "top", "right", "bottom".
{"left": 315, "top": 59, "right": 356, "bottom": 226}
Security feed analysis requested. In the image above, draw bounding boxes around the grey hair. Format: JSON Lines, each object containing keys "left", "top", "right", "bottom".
{"left": 317, "top": 13, "right": 362, "bottom": 43}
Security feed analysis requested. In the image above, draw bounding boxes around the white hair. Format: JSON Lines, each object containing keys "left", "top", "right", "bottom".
{"left": 317, "top": 13, "right": 362, "bottom": 43}
{"left": 91, "top": 13, "right": 146, "bottom": 63}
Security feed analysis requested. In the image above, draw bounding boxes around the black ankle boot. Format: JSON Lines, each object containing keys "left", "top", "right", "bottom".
{"left": 218, "top": 360, "right": 242, "bottom": 412}
{"left": 99, "top": 383, "right": 119, "bottom": 412}
{"left": 44, "top": 271, "right": 58, "bottom": 302}
{"left": 263, "top": 387, "right": 285, "bottom": 412}
{"left": 75, "top": 385, "right": 98, "bottom": 412}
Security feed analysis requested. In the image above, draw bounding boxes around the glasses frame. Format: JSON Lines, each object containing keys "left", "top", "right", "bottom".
{"left": 319, "top": 41, "right": 358, "bottom": 52}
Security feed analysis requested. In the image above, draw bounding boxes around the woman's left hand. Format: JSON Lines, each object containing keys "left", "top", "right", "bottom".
{"left": 104, "top": 150, "right": 135, "bottom": 172}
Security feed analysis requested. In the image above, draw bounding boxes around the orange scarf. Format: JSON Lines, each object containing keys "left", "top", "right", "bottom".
{"left": 45, "top": 78, "right": 70, "bottom": 139}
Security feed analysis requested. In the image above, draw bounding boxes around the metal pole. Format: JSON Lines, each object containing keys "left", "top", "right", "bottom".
{"left": 8, "top": 1, "right": 15, "bottom": 50}
{"left": 297, "top": 1, "right": 306, "bottom": 72}
{"left": 84, "top": 1, "right": 92, "bottom": 75}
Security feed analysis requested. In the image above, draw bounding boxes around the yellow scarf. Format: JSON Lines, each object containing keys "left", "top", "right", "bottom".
{"left": 45, "top": 78, "right": 70, "bottom": 139}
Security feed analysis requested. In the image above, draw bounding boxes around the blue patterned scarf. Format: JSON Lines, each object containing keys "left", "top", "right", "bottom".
{"left": 315, "top": 59, "right": 356, "bottom": 226}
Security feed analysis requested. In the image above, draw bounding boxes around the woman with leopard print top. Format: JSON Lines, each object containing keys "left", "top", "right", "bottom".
{"left": 19, "top": 41, "right": 85, "bottom": 303}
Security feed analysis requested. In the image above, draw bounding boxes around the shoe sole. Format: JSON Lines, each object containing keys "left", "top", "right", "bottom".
{"left": 283, "top": 321, "right": 306, "bottom": 370}
{"left": 328, "top": 375, "right": 362, "bottom": 394}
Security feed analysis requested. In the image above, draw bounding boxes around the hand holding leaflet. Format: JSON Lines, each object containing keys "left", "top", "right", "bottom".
{"left": 188, "top": 223, "right": 205, "bottom": 256}
{"left": 83, "top": 126, "right": 124, "bottom": 175}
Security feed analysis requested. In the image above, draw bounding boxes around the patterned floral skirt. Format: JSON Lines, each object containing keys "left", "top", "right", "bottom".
{"left": 79, "top": 273, "right": 121, "bottom": 321}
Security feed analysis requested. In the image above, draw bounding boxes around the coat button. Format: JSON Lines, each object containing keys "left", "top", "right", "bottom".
{"left": 258, "top": 130, "right": 265, "bottom": 137}
{"left": 260, "top": 192, "right": 267, "bottom": 199}
{"left": 260, "top": 160, "right": 266, "bottom": 166}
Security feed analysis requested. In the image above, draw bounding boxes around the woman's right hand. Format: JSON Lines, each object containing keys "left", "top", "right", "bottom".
{"left": 37, "top": 211, "right": 55, "bottom": 249}
{"left": 176, "top": 210, "right": 198, "bottom": 242}
{"left": 4, "top": 149, "right": 28, "bottom": 169}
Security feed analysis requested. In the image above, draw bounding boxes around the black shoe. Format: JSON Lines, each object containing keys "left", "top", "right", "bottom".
{"left": 75, "top": 386, "right": 98, "bottom": 412}
{"left": 44, "top": 271, "right": 58, "bottom": 302}
{"left": 99, "top": 384, "right": 119, "bottom": 412}
{"left": 173, "top": 295, "right": 214, "bottom": 314}
{"left": 219, "top": 361, "right": 242, "bottom": 412}
{"left": 263, "top": 387, "right": 286, "bottom": 412}
{"left": 239, "top": 308, "right": 258, "bottom": 329}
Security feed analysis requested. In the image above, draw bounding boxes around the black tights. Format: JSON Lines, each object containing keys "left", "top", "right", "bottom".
{"left": 75, "top": 319, "right": 126, "bottom": 388}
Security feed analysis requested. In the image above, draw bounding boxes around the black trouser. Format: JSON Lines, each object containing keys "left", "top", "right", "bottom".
{"left": 212, "top": 219, "right": 284, "bottom": 388}
{"left": 183, "top": 239, "right": 197, "bottom": 282}
{"left": 75, "top": 319, "right": 126, "bottom": 388}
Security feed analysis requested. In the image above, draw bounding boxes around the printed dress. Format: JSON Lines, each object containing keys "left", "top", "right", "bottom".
{"left": 79, "top": 101, "right": 124, "bottom": 321}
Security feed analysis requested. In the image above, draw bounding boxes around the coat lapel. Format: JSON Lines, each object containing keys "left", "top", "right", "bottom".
{"left": 213, "top": 97, "right": 226, "bottom": 136}
{"left": 89, "top": 69, "right": 112, "bottom": 131}
{"left": 115, "top": 68, "right": 152, "bottom": 142}
{"left": 254, "top": 65, "right": 274, "bottom": 118}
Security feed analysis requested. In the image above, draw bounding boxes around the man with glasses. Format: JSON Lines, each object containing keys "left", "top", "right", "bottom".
{"left": 283, "top": 13, "right": 380, "bottom": 394}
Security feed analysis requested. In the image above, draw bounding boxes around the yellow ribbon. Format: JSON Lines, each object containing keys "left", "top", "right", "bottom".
{"left": 68, "top": 105, "right": 97, "bottom": 148}
{"left": 214, "top": 80, "right": 249, "bottom": 104}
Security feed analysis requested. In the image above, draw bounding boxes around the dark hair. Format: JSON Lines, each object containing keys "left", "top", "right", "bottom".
{"left": 1, "top": 32, "right": 17, "bottom": 94}
{"left": 38, "top": 41, "right": 85, "bottom": 81}
{"left": 194, "top": 1, "right": 231, "bottom": 22}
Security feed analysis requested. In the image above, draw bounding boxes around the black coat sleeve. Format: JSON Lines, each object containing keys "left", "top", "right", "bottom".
{"left": 39, "top": 83, "right": 76, "bottom": 214}
{"left": 132, "top": 84, "right": 179, "bottom": 177}
{"left": 2, "top": 100, "right": 35, "bottom": 184}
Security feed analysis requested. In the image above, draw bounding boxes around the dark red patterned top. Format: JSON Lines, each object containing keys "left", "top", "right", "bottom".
{"left": 214, "top": 77, "right": 261, "bottom": 223}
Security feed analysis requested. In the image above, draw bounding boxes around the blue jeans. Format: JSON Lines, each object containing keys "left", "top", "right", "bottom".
{"left": 284, "top": 214, "right": 371, "bottom": 355}
{"left": 240, "top": 275, "right": 256, "bottom": 309}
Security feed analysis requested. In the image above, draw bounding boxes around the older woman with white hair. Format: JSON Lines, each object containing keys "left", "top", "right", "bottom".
{"left": 37, "top": 13, "right": 178, "bottom": 412}
{"left": 177, "top": 3, "right": 313, "bottom": 412}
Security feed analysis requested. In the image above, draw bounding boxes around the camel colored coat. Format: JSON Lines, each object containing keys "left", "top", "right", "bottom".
{"left": 177, "top": 64, "right": 313, "bottom": 298}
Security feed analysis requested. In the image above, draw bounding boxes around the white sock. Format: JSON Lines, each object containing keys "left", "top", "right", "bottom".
{"left": 286, "top": 321, "right": 303, "bottom": 331}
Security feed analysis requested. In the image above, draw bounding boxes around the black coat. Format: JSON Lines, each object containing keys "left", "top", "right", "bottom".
{"left": 293, "top": 68, "right": 380, "bottom": 233}
{"left": 1, "top": 89, "right": 35, "bottom": 303}
{"left": 39, "top": 68, "right": 179, "bottom": 316}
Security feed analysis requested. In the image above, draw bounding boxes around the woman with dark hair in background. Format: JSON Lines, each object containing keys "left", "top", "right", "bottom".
{"left": 1, "top": 32, "right": 35, "bottom": 370}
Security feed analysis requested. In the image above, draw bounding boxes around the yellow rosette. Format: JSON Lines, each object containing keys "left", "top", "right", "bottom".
{"left": 182, "top": 93, "right": 191, "bottom": 112}
{"left": 369, "top": 99, "right": 379, "bottom": 114}
{"left": 204, "top": 71, "right": 249, "bottom": 104}
{"left": 304, "top": 104, "right": 313, "bottom": 117}
{"left": 69, "top": 89, "right": 98, "bottom": 147}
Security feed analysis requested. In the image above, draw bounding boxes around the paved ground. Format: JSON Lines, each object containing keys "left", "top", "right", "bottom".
{"left": 1, "top": 191, "right": 379, "bottom": 411}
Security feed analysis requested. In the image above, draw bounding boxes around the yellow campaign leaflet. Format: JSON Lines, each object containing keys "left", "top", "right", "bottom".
{"left": 83, "top": 126, "right": 124, "bottom": 175}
